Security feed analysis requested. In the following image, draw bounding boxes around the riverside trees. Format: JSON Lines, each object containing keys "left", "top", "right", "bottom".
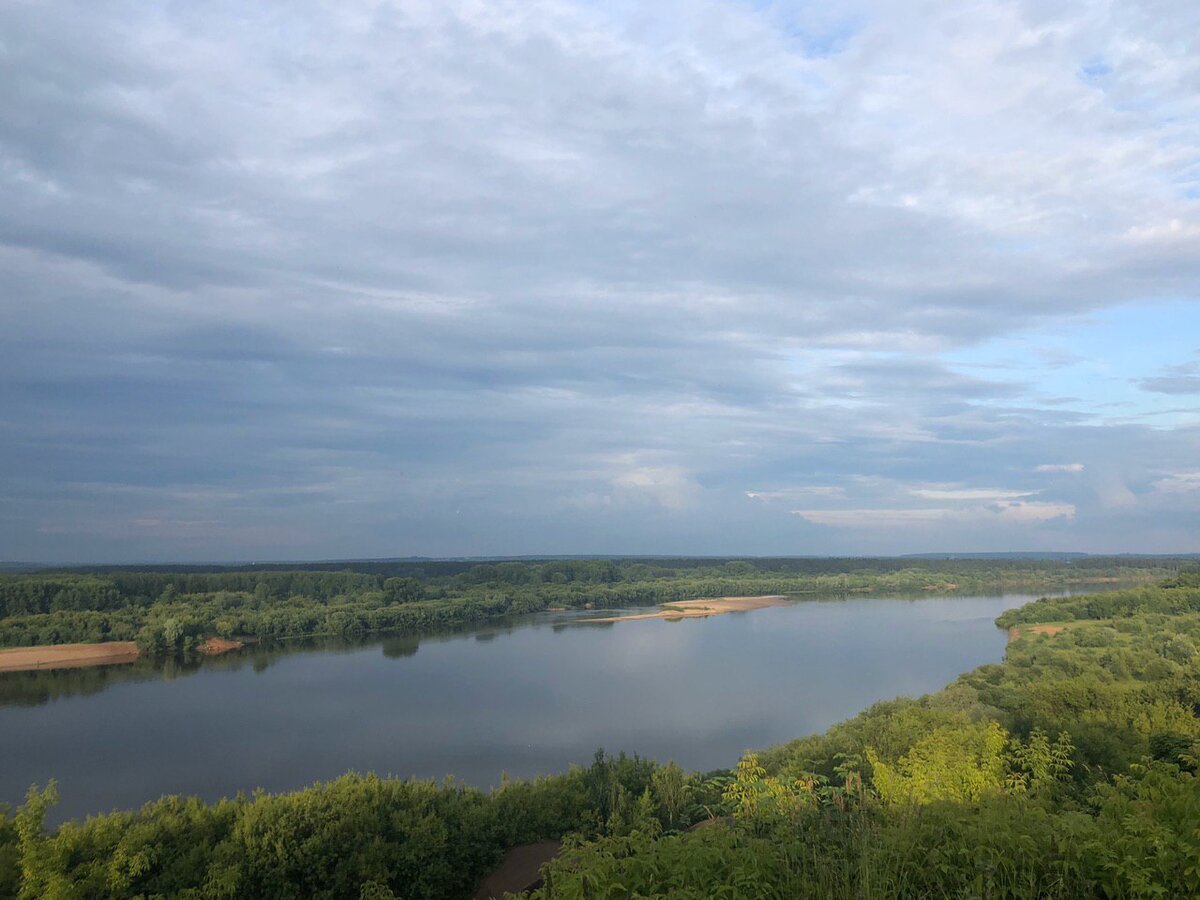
{"left": 1, "top": 573, "right": 1198, "bottom": 898}
{"left": 0, "top": 556, "right": 1184, "bottom": 651}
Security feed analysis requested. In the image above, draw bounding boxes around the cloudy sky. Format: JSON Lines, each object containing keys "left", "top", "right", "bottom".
{"left": 2, "top": 0, "right": 1198, "bottom": 562}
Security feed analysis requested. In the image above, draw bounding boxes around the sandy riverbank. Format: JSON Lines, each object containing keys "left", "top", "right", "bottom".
{"left": 579, "top": 595, "right": 789, "bottom": 624}
{"left": 0, "top": 641, "right": 142, "bottom": 673}
{"left": 196, "top": 637, "right": 244, "bottom": 655}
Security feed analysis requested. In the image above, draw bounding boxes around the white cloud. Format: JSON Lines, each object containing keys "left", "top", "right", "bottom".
{"left": 609, "top": 459, "right": 699, "bottom": 510}
{"left": 991, "top": 500, "right": 1077, "bottom": 523}
{"left": 1123, "top": 219, "right": 1200, "bottom": 245}
{"left": 1152, "top": 473, "right": 1200, "bottom": 495}
{"left": 910, "top": 487, "right": 1035, "bottom": 501}
{"left": 1036, "top": 463, "right": 1085, "bottom": 473}
{"left": 745, "top": 487, "right": 846, "bottom": 502}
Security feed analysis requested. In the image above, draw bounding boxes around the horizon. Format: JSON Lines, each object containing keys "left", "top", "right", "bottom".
{"left": 2, "top": 1, "right": 1198, "bottom": 560}
{"left": 7, "top": 550, "right": 1200, "bottom": 571}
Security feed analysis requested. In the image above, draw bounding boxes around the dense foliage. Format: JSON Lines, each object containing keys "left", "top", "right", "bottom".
{"left": 0, "top": 557, "right": 1182, "bottom": 652}
{"left": 1, "top": 568, "right": 1197, "bottom": 898}
{"left": 0, "top": 752, "right": 685, "bottom": 900}
{"left": 533, "top": 573, "right": 1200, "bottom": 899}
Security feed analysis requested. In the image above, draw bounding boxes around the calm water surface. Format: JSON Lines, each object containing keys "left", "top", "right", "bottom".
{"left": 2, "top": 594, "right": 1041, "bottom": 821}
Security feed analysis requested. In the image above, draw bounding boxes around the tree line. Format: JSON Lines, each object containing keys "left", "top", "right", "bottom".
{"left": 0, "top": 558, "right": 1187, "bottom": 653}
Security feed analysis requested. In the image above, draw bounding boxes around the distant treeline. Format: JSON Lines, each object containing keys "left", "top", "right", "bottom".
{"left": 0, "top": 558, "right": 1187, "bottom": 653}
{"left": 31, "top": 553, "right": 1189, "bottom": 579}
{"left": 997, "top": 569, "right": 1200, "bottom": 627}
{"left": 2, "top": 572, "right": 1197, "bottom": 898}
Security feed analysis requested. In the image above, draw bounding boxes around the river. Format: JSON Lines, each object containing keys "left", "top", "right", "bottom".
{"left": 0, "top": 592, "right": 1048, "bottom": 822}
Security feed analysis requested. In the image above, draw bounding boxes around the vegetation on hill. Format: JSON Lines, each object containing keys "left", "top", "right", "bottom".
{"left": 0, "top": 570, "right": 1197, "bottom": 898}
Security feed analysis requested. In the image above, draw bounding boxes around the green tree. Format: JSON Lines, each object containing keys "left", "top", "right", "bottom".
{"left": 1006, "top": 728, "right": 1074, "bottom": 795}
{"left": 868, "top": 721, "right": 1008, "bottom": 805}
{"left": 722, "top": 753, "right": 813, "bottom": 828}
{"left": 650, "top": 761, "right": 691, "bottom": 831}
{"left": 14, "top": 784, "right": 60, "bottom": 900}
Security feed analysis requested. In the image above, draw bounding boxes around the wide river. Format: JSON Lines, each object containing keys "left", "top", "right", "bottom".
{"left": 1, "top": 592, "right": 1050, "bottom": 822}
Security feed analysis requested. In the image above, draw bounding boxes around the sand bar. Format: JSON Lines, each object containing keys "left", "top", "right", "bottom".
{"left": 579, "top": 595, "right": 789, "bottom": 624}
{"left": 0, "top": 641, "right": 142, "bottom": 673}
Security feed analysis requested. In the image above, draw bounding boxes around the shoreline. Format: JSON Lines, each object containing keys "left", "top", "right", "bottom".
{"left": 0, "top": 636, "right": 246, "bottom": 674}
{"left": 0, "top": 641, "right": 142, "bottom": 673}
{"left": 0, "top": 585, "right": 1114, "bottom": 674}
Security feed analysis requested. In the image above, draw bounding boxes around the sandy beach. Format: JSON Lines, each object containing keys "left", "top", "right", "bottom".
{"left": 0, "top": 641, "right": 142, "bottom": 673}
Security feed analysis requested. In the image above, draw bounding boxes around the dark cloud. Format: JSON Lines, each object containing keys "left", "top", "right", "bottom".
{"left": 1138, "top": 362, "right": 1200, "bottom": 395}
{"left": 1140, "top": 376, "right": 1200, "bottom": 395}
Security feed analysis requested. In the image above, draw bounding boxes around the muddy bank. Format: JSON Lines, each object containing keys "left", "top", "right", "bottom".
{"left": 0, "top": 642, "right": 141, "bottom": 673}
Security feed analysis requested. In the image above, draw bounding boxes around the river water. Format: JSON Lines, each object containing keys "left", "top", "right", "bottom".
{"left": 0, "top": 593, "right": 1043, "bottom": 822}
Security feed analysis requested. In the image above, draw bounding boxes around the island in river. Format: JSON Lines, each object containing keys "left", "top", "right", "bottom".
{"left": 577, "top": 594, "right": 789, "bottom": 623}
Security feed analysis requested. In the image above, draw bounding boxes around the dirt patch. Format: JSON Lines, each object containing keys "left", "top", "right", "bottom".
{"left": 0, "top": 641, "right": 141, "bottom": 673}
{"left": 579, "top": 595, "right": 789, "bottom": 624}
{"left": 196, "top": 637, "right": 244, "bottom": 655}
{"left": 1008, "top": 623, "right": 1067, "bottom": 643}
{"left": 473, "top": 840, "right": 561, "bottom": 899}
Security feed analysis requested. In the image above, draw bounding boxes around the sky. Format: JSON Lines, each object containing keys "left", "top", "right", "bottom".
{"left": 1, "top": 0, "right": 1198, "bottom": 563}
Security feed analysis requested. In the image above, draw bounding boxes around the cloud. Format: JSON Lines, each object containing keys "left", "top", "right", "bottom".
{"left": 794, "top": 508, "right": 955, "bottom": 527}
{"left": 745, "top": 487, "right": 846, "bottom": 502}
{"left": 1123, "top": 219, "right": 1200, "bottom": 245}
{"left": 1152, "top": 473, "right": 1200, "bottom": 495}
{"left": 793, "top": 501, "right": 1075, "bottom": 529}
{"left": 608, "top": 459, "right": 700, "bottom": 510}
{"left": 1136, "top": 356, "right": 1200, "bottom": 395}
{"left": 990, "top": 501, "right": 1077, "bottom": 524}
{"left": 909, "top": 487, "right": 1034, "bottom": 501}
{"left": 0, "top": 0, "right": 1198, "bottom": 559}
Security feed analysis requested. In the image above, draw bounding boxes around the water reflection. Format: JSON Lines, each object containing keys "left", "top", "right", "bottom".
{"left": 0, "top": 610, "right": 592, "bottom": 708}
{"left": 0, "top": 592, "right": 1095, "bottom": 824}
{"left": 0, "top": 589, "right": 1107, "bottom": 710}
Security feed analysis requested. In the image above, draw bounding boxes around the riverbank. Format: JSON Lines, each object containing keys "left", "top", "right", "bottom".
{"left": 196, "top": 637, "right": 244, "bottom": 655}
{"left": 0, "top": 641, "right": 141, "bottom": 673}
{"left": 0, "top": 561, "right": 1173, "bottom": 660}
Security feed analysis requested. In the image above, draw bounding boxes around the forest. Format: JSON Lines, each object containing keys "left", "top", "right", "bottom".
{"left": 0, "top": 569, "right": 1197, "bottom": 898}
{"left": 0, "top": 556, "right": 1185, "bottom": 653}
